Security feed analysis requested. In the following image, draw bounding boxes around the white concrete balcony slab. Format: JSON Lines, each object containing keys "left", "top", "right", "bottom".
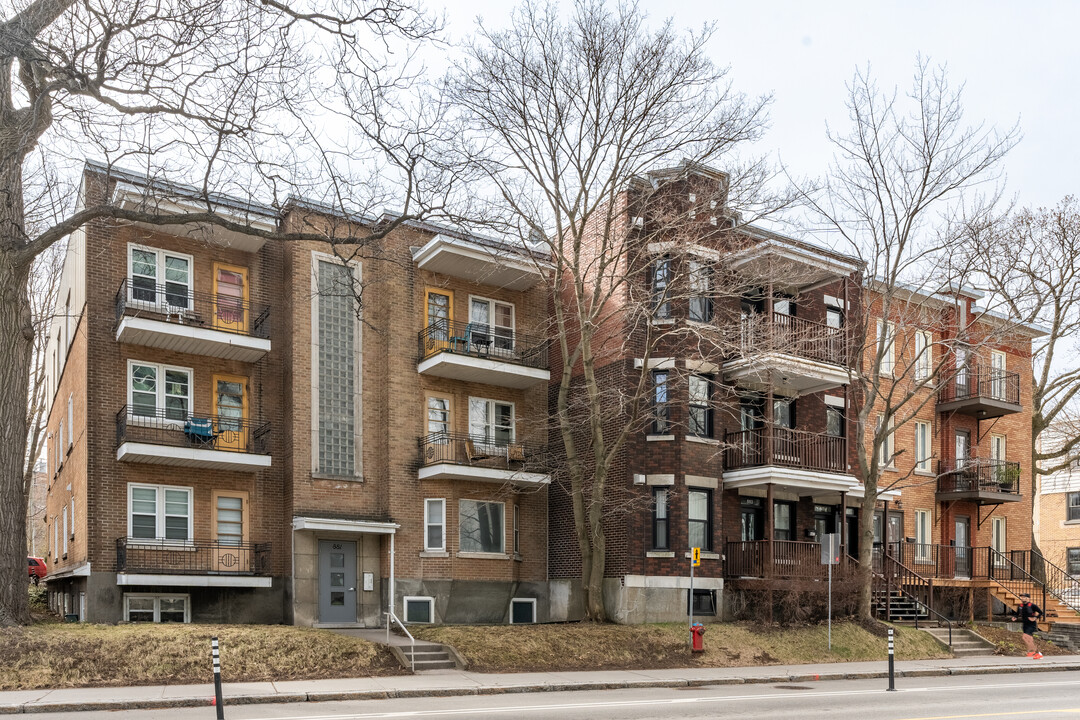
{"left": 412, "top": 234, "right": 548, "bottom": 291}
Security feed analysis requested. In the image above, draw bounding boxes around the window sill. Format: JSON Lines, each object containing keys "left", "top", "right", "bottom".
{"left": 686, "top": 436, "right": 719, "bottom": 446}
{"left": 646, "top": 435, "right": 675, "bottom": 442}
{"left": 646, "top": 551, "right": 675, "bottom": 558}
{"left": 1065, "top": 520, "right": 1080, "bottom": 526}
{"left": 311, "top": 473, "right": 364, "bottom": 483}
{"left": 126, "top": 541, "right": 198, "bottom": 552}
{"left": 419, "top": 551, "right": 449, "bottom": 558}
{"left": 685, "top": 319, "right": 714, "bottom": 329}
{"left": 456, "top": 551, "right": 510, "bottom": 560}
{"left": 650, "top": 318, "right": 676, "bottom": 327}
{"left": 880, "top": 466, "right": 899, "bottom": 473}
{"left": 684, "top": 551, "right": 720, "bottom": 560}
{"left": 913, "top": 469, "right": 935, "bottom": 477}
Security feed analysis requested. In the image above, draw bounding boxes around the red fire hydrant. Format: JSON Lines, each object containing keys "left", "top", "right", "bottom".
{"left": 691, "top": 622, "right": 705, "bottom": 653}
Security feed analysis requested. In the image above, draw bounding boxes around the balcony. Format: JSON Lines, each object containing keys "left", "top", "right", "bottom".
{"left": 936, "top": 459, "right": 1023, "bottom": 504}
{"left": 417, "top": 321, "right": 550, "bottom": 388}
{"left": 722, "top": 312, "right": 849, "bottom": 395}
{"left": 411, "top": 234, "right": 547, "bottom": 291}
{"left": 115, "top": 279, "right": 271, "bottom": 362}
{"left": 418, "top": 432, "right": 550, "bottom": 485}
{"left": 937, "top": 366, "right": 1021, "bottom": 418}
{"left": 116, "top": 406, "right": 271, "bottom": 471}
{"left": 722, "top": 426, "right": 857, "bottom": 493}
{"left": 725, "top": 540, "right": 855, "bottom": 580}
{"left": 116, "top": 537, "right": 272, "bottom": 587}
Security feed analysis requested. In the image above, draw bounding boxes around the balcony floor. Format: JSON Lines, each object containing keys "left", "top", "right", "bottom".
{"left": 117, "top": 315, "right": 270, "bottom": 362}
{"left": 723, "top": 352, "right": 848, "bottom": 395}
{"left": 418, "top": 351, "right": 550, "bottom": 389}
{"left": 117, "top": 441, "right": 272, "bottom": 471}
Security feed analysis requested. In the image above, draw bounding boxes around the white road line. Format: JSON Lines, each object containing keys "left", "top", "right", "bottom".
{"left": 242, "top": 679, "right": 1080, "bottom": 720}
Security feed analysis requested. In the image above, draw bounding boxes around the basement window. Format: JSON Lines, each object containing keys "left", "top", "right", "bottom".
{"left": 510, "top": 598, "right": 537, "bottom": 624}
{"left": 404, "top": 596, "right": 434, "bottom": 624}
{"left": 688, "top": 589, "right": 717, "bottom": 616}
{"left": 124, "top": 594, "right": 190, "bottom": 623}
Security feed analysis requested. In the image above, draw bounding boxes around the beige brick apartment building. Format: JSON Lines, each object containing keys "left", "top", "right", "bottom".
{"left": 42, "top": 159, "right": 1071, "bottom": 627}
{"left": 42, "top": 162, "right": 551, "bottom": 625}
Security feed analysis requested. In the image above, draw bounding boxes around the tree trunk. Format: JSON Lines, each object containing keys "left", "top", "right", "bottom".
{"left": 856, "top": 487, "right": 876, "bottom": 622}
{"left": 0, "top": 153, "right": 34, "bottom": 626}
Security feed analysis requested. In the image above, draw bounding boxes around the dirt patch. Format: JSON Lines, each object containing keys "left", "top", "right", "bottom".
{"left": 0, "top": 621, "right": 401, "bottom": 690}
{"left": 970, "top": 624, "right": 1069, "bottom": 656}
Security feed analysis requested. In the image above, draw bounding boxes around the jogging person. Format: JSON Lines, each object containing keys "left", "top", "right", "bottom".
{"left": 1011, "top": 593, "right": 1043, "bottom": 659}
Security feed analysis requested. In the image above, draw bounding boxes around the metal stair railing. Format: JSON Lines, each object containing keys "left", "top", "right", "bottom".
{"left": 988, "top": 548, "right": 1047, "bottom": 613}
{"left": 872, "top": 549, "right": 952, "bottom": 646}
{"left": 385, "top": 611, "right": 416, "bottom": 672}
{"left": 1029, "top": 551, "right": 1080, "bottom": 615}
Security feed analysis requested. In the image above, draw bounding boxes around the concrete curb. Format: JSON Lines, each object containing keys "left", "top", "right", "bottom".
{"left": 2, "top": 662, "right": 1078, "bottom": 714}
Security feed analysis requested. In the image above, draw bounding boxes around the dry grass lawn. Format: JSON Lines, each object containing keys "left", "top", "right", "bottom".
{"left": 415, "top": 621, "right": 951, "bottom": 673}
{"left": 0, "top": 622, "right": 400, "bottom": 690}
{"left": 970, "top": 624, "right": 1069, "bottom": 656}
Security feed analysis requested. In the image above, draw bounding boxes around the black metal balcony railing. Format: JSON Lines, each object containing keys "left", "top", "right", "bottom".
{"left": 418, "top": 320, "right": 548, "bottom": 369}
{"left": 937, "top": 458, "right": 1022, "bottom": 495}
{"left": 939, "top": 366, "right": 1020, "bottom": 406}
{"left": 116, "top": 537, "right": 271, "bottom": 575}
{"left": 419, "top": 431, "right": 548, "bottom": 472}
{"left": 724, "top": 426, "right": 847, "bottom": 474}
{"left": 738, "top": 311, "right": 847, "bottom": 365}
{"left": 115, "top": 278, "right": 270, "bottom": 338}
{"left": 116, "top": 406, "right": 271, "bottom": 455}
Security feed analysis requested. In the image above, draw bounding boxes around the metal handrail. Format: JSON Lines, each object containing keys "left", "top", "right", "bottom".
{"left": 937, "top": 459, "right": 1022, "bottom": 495}
{"left": 385, "top": 611, "right": 416, "bottom": 672}
{"left": 939, "top": 365, "right": 1020, "bottom": 405}
{"left": 874, "top": 550, "right": 952, "bottom": 646}
{"left": 116, "top": 405, "right": 271, "bottom": 455}
{"left": 1029, "top": 551, "right": 1080, "bottom": 615}
{"left": 989, "top": 548, "right": 1047, "bottom": 613}
{"left": 115, "top": 278, "right": 271, "bottom": 338}
{"left": 417, "top": 320, "right": 548, "bottom": 368}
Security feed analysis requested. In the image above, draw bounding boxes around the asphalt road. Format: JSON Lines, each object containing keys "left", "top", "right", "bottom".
{"left": 26, "top": 671, "right": 1080, "bottom": 720}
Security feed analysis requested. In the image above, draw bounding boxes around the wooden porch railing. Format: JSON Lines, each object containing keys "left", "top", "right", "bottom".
{"left": 739, "top": 311, "right": 847, "bottom": 365}
{"left": 724, "top": 426, "right": 847, "bottom": 474}
{"left": 725, "top": 540, "right": 853, "bottom": 580}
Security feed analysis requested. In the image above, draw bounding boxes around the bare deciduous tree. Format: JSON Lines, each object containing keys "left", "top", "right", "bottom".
{"left": 806, "top": 58, "right": 1019, "bottom": 622}
{"left": 0, "top": 0, "right": 446, "bottom": 625}
{"left": 447, "top": 0, "right": 775, "bottom": 621}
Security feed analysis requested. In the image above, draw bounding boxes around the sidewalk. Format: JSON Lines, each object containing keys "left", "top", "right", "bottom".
{"left": 2, "top": 653, "right": 1079, "bottom": 714}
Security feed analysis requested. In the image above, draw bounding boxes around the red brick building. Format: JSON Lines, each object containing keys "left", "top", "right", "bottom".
{"left": 42, "top": 163, "right": 551, "bottom": 625}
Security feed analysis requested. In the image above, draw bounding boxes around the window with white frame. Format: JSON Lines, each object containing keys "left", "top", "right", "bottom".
{"left": 403, "top": 596, "right": 434, "bottom": 624}
{"left": 468, "top": 398, "right": 514, "bottom": 446}
{"left": 688, "top": 374, "right": 713, "bottom": 438}
{"left": 877, "top": 320, "right": 895, "bottom": 376}
{"left": 915, "top": 510, "right": 931, "bottom": 561}
{"left": 128, "top": 245, "right": 192, "bottom": 309}
{"left": 914, "top": 421, "right": 932, "bottom": 472}
{"left": 510, "top": 598, "right": 537, "bottom": 624}
{"left": 70, "top": 498, "right": 75, "bottom": 539}
{"left": 469, "top": 296, "right": 515, "bottom": 351}
{"left": 877, "top": 415, "right": 894, "bottom": 468}
{"left": 688, "top": 260, "right": 712, "bottom": 322}
{"left": 67, "top": 395, "right": 74, "bottom": 449}
{"left": 915, "top": 330, "right": 932, "bottom": 380}
{"left": 128, "top": 483, "right": 193, "bottom": 542}
{"left": 1069, "top": 492, "right": 1080, "bottom": 522}
{"left": 124, "top": 594, "right": 190, "bottom": 623}
{"left": 313, "top": 257, "right": 360, "bottom": 478}
{"left": 128, "top": 361, "right": 192, "bottom": 420}
{"left": 424, "top": 498, "right": 445, "bottom": 552}
{"left": 57, "top": 420, "right": 64, "bottom": 468}
{"left": 62, "top": 506, "right": 68, "bottom": 557}
{"left": 459, "top": 500, "right": 504, "bottom": 554}
{"left": 513, "top": 505, "right": 520, "bottom": 555}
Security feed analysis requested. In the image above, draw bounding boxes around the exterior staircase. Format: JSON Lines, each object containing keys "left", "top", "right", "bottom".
{"left": 921, "top": 626, "right": 995, "bottom": 657}
{"left": 395, "top": 641, "right": 461, "bottom": 672}
{"left": 1045, "top": 622, "right": 1080, "bottom": 651}
{"left": 873, "top": 589, "right": 929, "bottom": 623}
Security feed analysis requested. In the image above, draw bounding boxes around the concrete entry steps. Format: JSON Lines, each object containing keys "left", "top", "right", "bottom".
{"left": 330, "top": 627, "right": 463, "bottom": 672}
{"left": 921, "top": 626, "right": 996, "bottom": 657}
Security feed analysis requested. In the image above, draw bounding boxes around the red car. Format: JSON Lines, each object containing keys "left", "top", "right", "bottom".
{"left": 27, "top": 557, "right": 47, "bottom": 584}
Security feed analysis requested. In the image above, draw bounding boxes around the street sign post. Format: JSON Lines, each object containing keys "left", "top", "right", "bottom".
{"left": 689, "top": 547, "right": 701, "bottom": 646}
{"left": 820, "top": 533, "right": 840, "bottom": 651}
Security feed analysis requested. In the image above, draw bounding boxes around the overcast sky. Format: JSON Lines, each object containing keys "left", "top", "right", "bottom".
{"left": 438, "top": 0, "right": 1078, "bottom": 210}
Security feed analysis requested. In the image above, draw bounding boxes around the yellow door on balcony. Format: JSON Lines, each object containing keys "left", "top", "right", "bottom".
{"left": 213, "top": 374, "right": 248, "bottom": 452}
{"left": 212, "top": 490, "right": 249, "bottom": 573}
{"left": 213, "top": 263, "right": 248, "bottom": 333}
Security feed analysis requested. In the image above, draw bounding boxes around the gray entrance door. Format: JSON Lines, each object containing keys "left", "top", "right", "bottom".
{"left": 319, "top": 540, "right": 357, "bottom": 624}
